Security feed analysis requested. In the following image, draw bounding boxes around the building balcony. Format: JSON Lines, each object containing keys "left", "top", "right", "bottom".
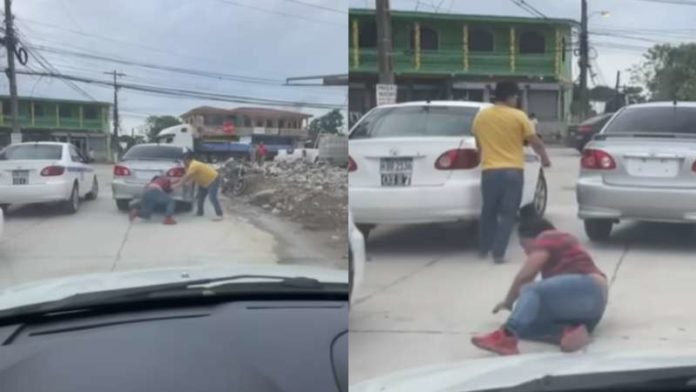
{"left": 0, "top": 115, "right": 108, "bottom": 132}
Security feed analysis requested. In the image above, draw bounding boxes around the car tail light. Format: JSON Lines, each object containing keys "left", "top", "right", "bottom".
{"left": 578, "top": 124, "right": 593, "bottom": 134}
{"left": 348, "top": 156, "right": 357, "bottom": 172}
{"left": 581, "top": 149, "right": 616, "bottom": 170}
{"left": 435, "top": 149, "right": 479, "bottom": 170}
{"left": 166, "top": 167, "right": 186, "bottom": 177}
{"left": 113, "top": 165, "right": 131, "bottom": 176}
{"left": 40, "top": 165, "right": 65, "bottom": 176}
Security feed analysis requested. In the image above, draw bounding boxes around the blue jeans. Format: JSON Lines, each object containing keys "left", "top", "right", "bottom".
{"left": 197, "top": 177, "right": 223, "bottom": 217}
{"left": 505, "top": 274, "right": 607, "bottom": 341}
{"left": 137, "top": 188, "right": 175, "bottom": 219}
{"left": 479, "top": 169, "right": 524, "bottom": 259}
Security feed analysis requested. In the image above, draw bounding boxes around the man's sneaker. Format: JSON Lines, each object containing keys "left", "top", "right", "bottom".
{"left": 471, "top": 329, "right": 520, "bottom": 356}
{"left": 128, "top": 209, "right": 138, "bottom": 222}
{"left": 163, "top": 217, "right": 177, "bottom": 225}
{"left": 560, "top": 325, "right": 590, "bottom": 352}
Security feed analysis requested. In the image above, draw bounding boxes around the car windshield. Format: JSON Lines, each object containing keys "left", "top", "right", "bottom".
{"left": 350, "top": 106, "right": 479, "bottom": 139}
{"left": 122, "top": 145, "right": 185, "bottom": 161}
{"left": 0, "top": 144, "right": 62, "bottom": 160}
{"left": 603, "top": 106, "right": 696, "bottom": 134}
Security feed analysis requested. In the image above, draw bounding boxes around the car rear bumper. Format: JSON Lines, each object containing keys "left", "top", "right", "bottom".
{"left": 111, "top": 180, "right": 194, "bottom": 202}
{"left": 0, "top": 181, "right": 71, "bottom": 204}
{"left": 577, "top": 177, "right": 696, "bottom": 222}
{"left": 350, "top": 180, "right": 480, "bottom": 225}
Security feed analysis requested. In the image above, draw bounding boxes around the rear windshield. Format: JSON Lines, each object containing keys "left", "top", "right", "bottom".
{"left": 350, "top": 106, "right": 479, "bottom": 139}
{"left": 603, "top": 106, "right": 696, "bottom": 134}
{"left": 0, "top": 144, "right": 63, "bottom": 160}
{"left": 582, "top": 113, "right": 613, "bottom": 125}
{"left": 122, "top": 145, "right": 185, "bottom": 161}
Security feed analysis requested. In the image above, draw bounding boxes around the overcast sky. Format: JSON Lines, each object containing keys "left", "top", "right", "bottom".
{"left": 350, "top": 0, "right": 696, "bottom": 90}
{"left": 7, "top": 0, "right": 347, "bottom": 133}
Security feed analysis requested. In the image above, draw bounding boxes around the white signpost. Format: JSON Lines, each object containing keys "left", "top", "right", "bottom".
{"left": 376, "top": 84, "right": 397, "bottom": 106}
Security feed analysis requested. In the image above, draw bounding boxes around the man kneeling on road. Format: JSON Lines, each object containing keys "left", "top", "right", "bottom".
{"left": 129, "top": 175, "right": 177, "bottom": 225}
{"left": 174, "top": 152, "right": 224, "bottom": 221}
{"left": 471, "top": 211, "right": 609, "bottom": 355}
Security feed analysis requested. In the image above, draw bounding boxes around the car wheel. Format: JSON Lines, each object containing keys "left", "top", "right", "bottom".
{"left": 64, "top": 184, "right": 80, "bottom": 214}
{"left": 357, "top": 224, "right": 374, "bottom": 241}
{"left": 116, "top": 199, "right": 131, "bottom": 212}
{"left": 584, "top": 219, "right": 613, "bottom": 241}
{"left": 85, "top": 176, "right": 99, "bottom": 200}
{"left": 532, "top": 170, "right": 548, "bottom": 218}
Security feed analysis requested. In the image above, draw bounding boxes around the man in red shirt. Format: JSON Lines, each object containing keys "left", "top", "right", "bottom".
{"left": 471, "top": 212, "right": 608, "bottom": 355}
{"left": 129, "top": 175, "right": 177, "bottom": 225}
{"left": 256, "top": 142, "right": 268, "bottom": 165}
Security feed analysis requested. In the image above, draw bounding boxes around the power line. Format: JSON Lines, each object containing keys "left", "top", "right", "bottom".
{"left": 628, "top": 0, "right": 696, "bottom": 5}
{"left": 508, "top": 0, "right": 548, "bottom": 18}
{"left": 214, "top": 0, "right": 346, "bottom": 27}
{"left": 281, "top": 0, "right": 347, "bottom": 14}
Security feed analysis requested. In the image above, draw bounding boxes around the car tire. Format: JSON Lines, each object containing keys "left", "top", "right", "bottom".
{"left": 531, "top": 170, "right": 548, "bottom": 218}
{"left": 584, "top": 219, "right": 613, "bottom": 241}
{"left": 357, "top": 224, "right": 374, "bottom": 241}
{"left": 116, "top": 199, "right": 131, "bottom": 212}
{"left": 85, "top": 176, "right": 99, "bottom": 200}
{"left": 64, "top": 184, "right": 80, "bottom": 214}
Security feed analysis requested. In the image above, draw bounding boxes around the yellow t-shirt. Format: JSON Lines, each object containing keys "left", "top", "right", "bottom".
{"left": 187, "top": 160, "right": 218, "bottom": 188}
{"left": 472, "top": 105, "right": 536, "bottom": 170}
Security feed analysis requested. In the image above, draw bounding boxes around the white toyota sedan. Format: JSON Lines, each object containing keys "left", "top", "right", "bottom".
{"left": 0, "top": 142, "right": 98, "bottom": 214}
{"left": 349, "top": 101, "right": 547, "bottom": 239}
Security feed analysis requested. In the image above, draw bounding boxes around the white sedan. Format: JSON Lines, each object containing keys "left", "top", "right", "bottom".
{"left": 348, "top": 101, "right": 547, "bottom": 239}
{"left": 0, "top": 142, "right": 98, "bottom": 213}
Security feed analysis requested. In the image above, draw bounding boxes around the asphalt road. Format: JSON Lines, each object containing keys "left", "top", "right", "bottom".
{"left": 350, "top": 148, "right": 696, "bottom": 383}
{"left": 0, "top": 164, "right": 295, "bottom": 289}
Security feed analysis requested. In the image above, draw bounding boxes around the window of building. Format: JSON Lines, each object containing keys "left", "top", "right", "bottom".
{"left": 266, "top": 119, "right": 273, "bottom": 128}
{"left": 243, "top": 116, "right": 252, "bottom": 127}
{"left": 410, "top": 25, "right": 439, "bottom": 50}
{"left": 83, "top": 106, "right": 98, "bottom": 119}
{"left": 519, "top": 30, "right": 546, "bottom": 54}
{"left": 278, "top": 119, "right": 285, "bottom": 128}
{"left": 358, "top": 20, "right": 377, "bottom": 48}
{"left": 59, "top": 104, "right": 74, "bottom": 118}
{"left": 2, "top": 101, "right": 10, "bottom": 116}
{"left": 34, "top": 104, "right": 45, "bottom": 117}
{"left": 207, "top": 115, "right": 224, "bottom": 125}
{"left": 468, "top": 28, "right": 494, "bottom": 52}
{"left": 256, "top": 119, "right": 263, "bottom": 127}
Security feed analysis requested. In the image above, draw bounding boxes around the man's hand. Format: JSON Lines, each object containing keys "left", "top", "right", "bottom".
{"left": 541, "top": 156, "right": 551, "bottom": 168}
{"left": 492, "top": 300, "right": 513, "bottom": 314}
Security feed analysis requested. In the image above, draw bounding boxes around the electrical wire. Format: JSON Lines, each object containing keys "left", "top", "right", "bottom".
{"left": 281, "top": 0, "right": 347, "bottom": 14}
{"left": 214, "top": 0, "right": 347, "bottom": 27}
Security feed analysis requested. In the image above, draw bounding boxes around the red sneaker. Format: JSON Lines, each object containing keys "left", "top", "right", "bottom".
{"left": 163, "top": 216, "right": 177, "bottom": 225}
{"left": 560, "top": 325, "right": 590, "bottom": 353}
{"left": 128, "top": 209, "right": 138, "bottom": 222}
{"left": 471, "top": 329, "right": 519, "bottom": 356}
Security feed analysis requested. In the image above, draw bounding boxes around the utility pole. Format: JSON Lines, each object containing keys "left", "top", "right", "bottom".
{"left": 105, "top": 70, "right": 125, "bottom": 157}
{"left": 579, "top": 0, "right": 589, "bottom": 119}
{"left": 3, "top": 0, "right": 20, "bottom": 144}
{"left": 375, "top": 0, "right": 394, "bottom": 85}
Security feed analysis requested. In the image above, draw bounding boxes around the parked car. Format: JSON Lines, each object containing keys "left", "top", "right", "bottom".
{"left": 568, "top": 112, "right": 614, "bottom": 151}
{"left": 577, "top": 102, "right": 696, "bottom": 241}
{"left": 0, "top": 142, "right": 98, "bottom": 214}
{"left": 112, "top": 144, "right": 195, "bottom": 211}
{"left": 348, "top": 101, "right": 547, "bottom": 239}
{"left": 348, "top": 210, "right": 366, "bottom": 304}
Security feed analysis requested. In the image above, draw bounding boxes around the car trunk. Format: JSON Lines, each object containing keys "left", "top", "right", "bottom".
{"left": 119, "top": 160, "right": 180, "bottom": 184}
{"left": 0, "top": 160, "right": 62, "bottom": 186}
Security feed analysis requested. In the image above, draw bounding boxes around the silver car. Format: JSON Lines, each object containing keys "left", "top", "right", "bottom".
{"left": 577, "top": 102, "right": 696, "bottom": 241}
{"left": 112, "top": 144, "right": 195, "bottom": 211}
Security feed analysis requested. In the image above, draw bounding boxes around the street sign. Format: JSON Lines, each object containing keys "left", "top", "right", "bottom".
{"left": 376, "top": 84, "right": 397, "bottom": 106}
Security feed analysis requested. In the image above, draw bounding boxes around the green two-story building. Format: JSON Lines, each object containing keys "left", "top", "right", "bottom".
{"left": 349, "top": 9, "right": 578, "bottom": 138}
{"left": 0, "top": 96, "right": 112, "bottom": 161}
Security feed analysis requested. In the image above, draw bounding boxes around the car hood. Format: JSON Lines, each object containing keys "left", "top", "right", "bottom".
{"left": 351, "top": 350, "right": 696, "bottom": 392}
{"left": 0, "top": 264, "right": 347, "bottom": 311}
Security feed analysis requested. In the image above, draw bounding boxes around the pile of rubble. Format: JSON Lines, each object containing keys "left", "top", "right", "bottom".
{"left": 219, "top": 159, "right": 348, "bottom": 233}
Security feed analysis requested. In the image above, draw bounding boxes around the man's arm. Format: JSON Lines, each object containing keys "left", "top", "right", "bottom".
{"left": 527, "top": 134, "right": 551, "bottom": 168}
{"left": 498, "top": 250, "right": 550, "bottom": 310}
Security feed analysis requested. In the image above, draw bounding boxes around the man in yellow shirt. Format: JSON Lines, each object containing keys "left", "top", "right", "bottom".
{"left": 472, "top": 81, "right": 550, "bottom": 263}
{"left": 174, "top": 152, "right": 223, "bottom": 221}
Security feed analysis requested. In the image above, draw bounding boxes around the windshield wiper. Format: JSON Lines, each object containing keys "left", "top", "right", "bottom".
{"left": 0, "top": 275, "right": 344, "bottom": 321}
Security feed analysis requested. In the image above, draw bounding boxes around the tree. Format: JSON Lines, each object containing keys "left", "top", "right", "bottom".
{"left": 145, "top": 115, "right": 182, "bottom": 141}
{"left": 631, "top": 43, "right": 696, "bottom": 101}
{"left": 307, "top": 109, "right": 344, "bottom": 144}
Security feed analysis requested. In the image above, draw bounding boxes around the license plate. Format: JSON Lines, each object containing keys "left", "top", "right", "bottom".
{"left": 626, "top": 158, "right": 679, "bottom": 177}
{"left": 135, "top": 170, "right": 161, "bottom": 180}
{"left": 380, "top": 158, "right": 412, "bottom": 187}
{"left": 12, "top": 170, "right": 28, "bottom": 185}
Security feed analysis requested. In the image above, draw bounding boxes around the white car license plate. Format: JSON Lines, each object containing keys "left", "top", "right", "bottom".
{"left": 380, "top": 158, "right": 412, "bottom": 187}
{"left": 135, "top": 170, "right": 161, "bottom": 180}
{"left": 12, "top": 170, "right": 29, "bottom": 185}
{"left": 626, "top": 158, "right": 679, "bottom": 177}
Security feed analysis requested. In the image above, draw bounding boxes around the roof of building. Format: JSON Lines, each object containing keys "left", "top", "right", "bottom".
{"left": 0, "top": 95, "right": 111, "bottom": 106}
{"left": 349, "top": 8, "right": 579, "bottom": 27}
{"left": 180, "top": 106, "right": 313, "bottom": 119}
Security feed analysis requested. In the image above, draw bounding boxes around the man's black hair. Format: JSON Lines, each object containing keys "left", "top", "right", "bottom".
{"left": 518, "top": 206, "right": 555, "bottom": 239}
{"left": 494, "top": 81, "right": 520, "bottom": 102}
